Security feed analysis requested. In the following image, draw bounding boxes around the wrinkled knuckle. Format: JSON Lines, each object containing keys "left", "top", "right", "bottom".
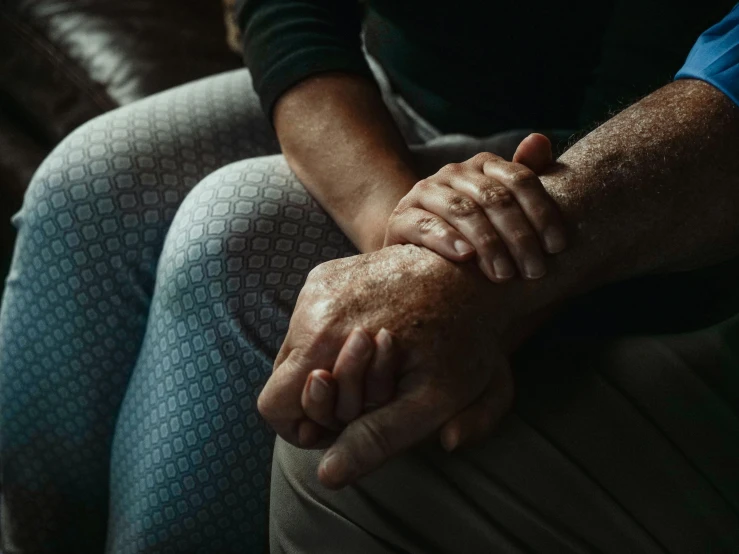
{"left": 471, "top": 151, "right": 497, "bottom": 165}
{"left": 508, "top": 168, "right": 539, "bottom": 190}
{"left": 416, "top": 215, "right": 440, "bottom": 236}
{"left": 413, "top": 179, "right": 430, "bottom": 192}
{"left": 477, "top": 232, "right": 501, "bottom": 250}
{"left": 442, "top": 162, "right": 463, "bottom": 175}
{"left": 447, "top": 195, "right": 479, "bottom": 218}
{"left": 478, "top": 185, "right": 515, "bottom": 210}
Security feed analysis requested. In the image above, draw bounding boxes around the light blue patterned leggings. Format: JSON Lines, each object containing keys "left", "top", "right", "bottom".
{"left": 0, "top": 69, "right": 375, "bottom": 553}
{"left": 0, "top": 66, "right": 529, "bottom": 552}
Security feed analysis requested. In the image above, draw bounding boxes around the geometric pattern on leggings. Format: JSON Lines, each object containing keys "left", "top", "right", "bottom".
{"left": 0, "top": 69, "right": 283, "bottom": 552}
{"left": 0, "top": 64, "right": 435, "bottom": 551}
{"left": 107, "top": 156, "right": 356, "bottom": 552}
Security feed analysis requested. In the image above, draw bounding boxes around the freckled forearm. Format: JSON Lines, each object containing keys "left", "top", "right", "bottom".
{"left": 484, "top": 79, "right": 739, "bottom": 327}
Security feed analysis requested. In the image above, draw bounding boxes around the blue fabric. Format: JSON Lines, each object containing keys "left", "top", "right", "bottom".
{"left": 676, "top": 4, "right": 739, "bottom": 106}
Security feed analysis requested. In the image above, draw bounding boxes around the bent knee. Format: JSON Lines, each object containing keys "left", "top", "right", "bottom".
{"left": 159, "top": 154, "right": 355, "bottom": 286}
{"left": 15, "top": 112, "right": 199, "bottom": 273}
{"left": 22, "top": 122, "right": 159, "bottom": 233}
{"left": 174, "top": 154, "right": 303, "bottom": 224}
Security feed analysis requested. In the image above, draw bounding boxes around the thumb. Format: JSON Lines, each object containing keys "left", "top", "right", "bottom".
{"left": 512, "top": 133, "right": 553, "bottom": 173}
{"left": 317, "top": 391, "right": 447, "bottom": 489}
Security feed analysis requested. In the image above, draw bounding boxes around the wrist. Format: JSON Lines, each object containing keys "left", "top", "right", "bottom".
{"left": 352, "top": 214, "right": 390, "bottom": 253}
{"left": 480, "top": 166, "right": 618, "bottom": 344}
{"left": 350, "top": 182, "right": 413, "bottom": 253}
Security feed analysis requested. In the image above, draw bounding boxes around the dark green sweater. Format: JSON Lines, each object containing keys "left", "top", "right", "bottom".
{"left": 236, "top": 1, "right": 735, "bottom": 136}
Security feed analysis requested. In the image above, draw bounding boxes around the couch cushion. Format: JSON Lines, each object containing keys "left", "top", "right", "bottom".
{"left": 4, "top": 0, "right": 242, "bottom": 107}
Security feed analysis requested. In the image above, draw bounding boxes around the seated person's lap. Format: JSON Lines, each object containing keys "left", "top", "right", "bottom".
{"left": 270, "top": 318, "right": 739, "bottom": 553}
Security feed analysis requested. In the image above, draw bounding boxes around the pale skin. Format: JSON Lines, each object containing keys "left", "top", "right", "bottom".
{"left": 260, "top": 78, "right": 739, "bottom": 490}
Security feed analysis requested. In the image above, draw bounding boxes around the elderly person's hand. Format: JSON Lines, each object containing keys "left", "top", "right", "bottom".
{"left": 257, "top": 244, "right": 518, "bottom": 489}
{"left": 294, "top": 326, "right": 398, "bottom": 446}
{"left": 291, "top": 135, "right": 561, "bottom": 448}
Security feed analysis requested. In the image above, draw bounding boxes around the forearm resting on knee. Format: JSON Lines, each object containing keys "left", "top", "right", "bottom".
{"left": 273, "top": 73, "right": 420, "bottom": 253}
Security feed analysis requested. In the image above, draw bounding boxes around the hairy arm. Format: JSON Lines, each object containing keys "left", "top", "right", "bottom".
{"left": 494, "top": 78, "right": 739, "bottom": 333}
{"left": 274, "top": 74, "right": 419, "bottom": 253}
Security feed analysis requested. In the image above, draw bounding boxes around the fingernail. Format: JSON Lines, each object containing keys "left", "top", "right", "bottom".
{"left": 479, "top": 259, "right": 496, "bottom": 281}
{"left": 543, "top": 227, "right": 566, "bottom": 253}
{"left": 523, "top": 257, "right": 546, "bottom": 279}
{"left": 492, "top": 257, "right": 515, "bottom": 280}
{"left": 309, "top": 375, "right": 330, "bottom": 403}
{"left": 321, "top": 451, "right": 354, "bottom": 484}
{"left": 377, "top": 328, "right": 392, "bottom": 351}
{"left": 347, "top": 328, "right": 371, "bottom": 359}
{"left": 453, "top": 240, "right": 474, "bottom": 256}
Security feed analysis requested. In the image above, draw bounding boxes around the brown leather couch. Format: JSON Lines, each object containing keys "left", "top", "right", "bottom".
{"left": 0, "top": 0, "right": 243, "bottom": 289}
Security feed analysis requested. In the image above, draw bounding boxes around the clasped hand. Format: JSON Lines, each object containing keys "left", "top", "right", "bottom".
{"left": 258, "top": 134, "right": 562, "bottom": 488}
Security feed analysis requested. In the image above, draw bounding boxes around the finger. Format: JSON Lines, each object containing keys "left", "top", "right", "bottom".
{"left": 448, "top": 170, "right": 547, "bottom": 279}
{"left": 334, "top": 327, "right": 375, "bottom": 424}
{"left": 318, "top": 389, "right": 449, "bottom": 489}
{"left": 439, "top": 364, "right": 514, "bottom": 452}
{"left": 511, "top": 133, "right": 553, "bottom": 173}
{"left": 483, "top": 158, "right": 566, "bottom": 256}
{"left": 364, "top": 328, "right": 397, "bottom": 410}
{"left": 259, "top": 348, "right": 319, "bottom": 445}
{"left": 385, "top": 206, "right": 476, "bottom": 262}
{"left": 301, "top": 369, "right": 341, "bottom": 431}
{"left": 411, "top": 181, "right": 518, "bottom": 282}
{"left": 298, "top": 419, "right": 322, "bottom": 448}
{"left": 297, "top": 419, "right": 338, "bottom": 450}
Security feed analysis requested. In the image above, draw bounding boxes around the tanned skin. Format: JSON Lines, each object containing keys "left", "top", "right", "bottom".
{"left": 273, "top": 73, "right": 419, "bottom": 253}
{"left": 259, "top": 79, "right": 739, "bottom": 488}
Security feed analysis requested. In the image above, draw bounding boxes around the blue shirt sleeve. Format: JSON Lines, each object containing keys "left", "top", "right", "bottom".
{"left": 676, "top": 4, "right": 739, "bottom": 106}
